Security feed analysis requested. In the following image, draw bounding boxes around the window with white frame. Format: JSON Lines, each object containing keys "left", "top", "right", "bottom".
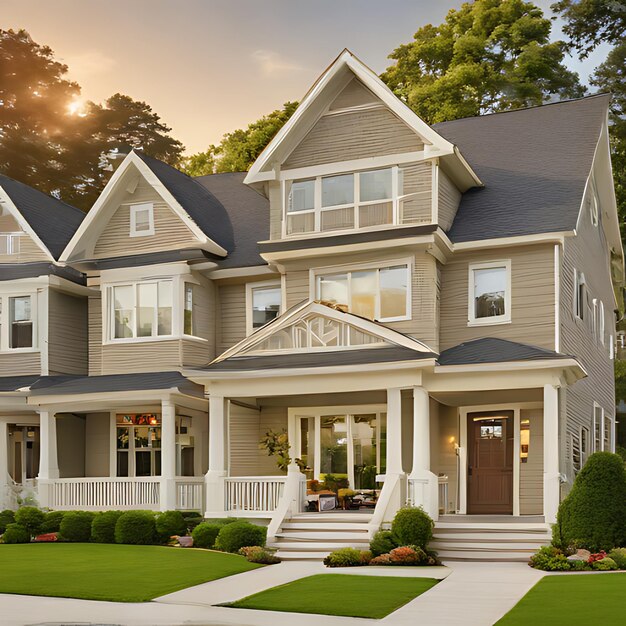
{"left": 599, "top": 300, "right": 605, "bottom": 345}
{"left": 315, "top": 263, "right": 409, "bottom": 322}
{"left": 572, "top": 432, "right": 582, "bottom": 474}
{"left": 593, "top": 404, "right": 603, "bottom": 451}
{"left": 0, "top": 233, "right": 21, "bottom": 255}
{"left": 247, "top": 282, "right": 281, "bottom": 334}
{"left": 581, "top": 426, "right": 590, "bottom": 467}
{"left": 110, "top": 280, "right": 172, "bottom": 340}
{"left": 468, "top": 261, "right": 511, "bottom": 325}
{"left": 604, "top": 414, "right": 613, "bottom": 452}
{"left": 574, "top": 270, "right": 587, "bottom": 320}
{"left": 130, "top": 203, "right": 154, "bottom": 237}
{"left": 184, "top": 284, "right": 198, "bottom": 336}
{"left": 0, "top": 295, "right": 34, "bottom": 350}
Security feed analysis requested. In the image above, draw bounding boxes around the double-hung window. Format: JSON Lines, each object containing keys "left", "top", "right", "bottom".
{"left": 593, "top": 404, "right": 603, "bottom": 451}
{"left": 247, "top": 282, "right": 282, "bottom": 334}
{"left": 184, "top": 284, "right": 197, "bottom": 336}
{"left": 604, "top": 415, "right": 613, "bottom": 452}
{"left": 111, "top": 280, "right": 172, "bottom": 340}
{"left": 468, "top": 261, "right": 511, "bottom": 325}
{"left": 0, "top": 295, "right": 34, "bottom": 350}
{"left": 316, "top": 263, "right": 410, "bottom": 322}
{"left": 130, "top": 203, "right": 154, "bottom": 237}
{"left": 574, "top": 270, "right": 586, "bottom": 320}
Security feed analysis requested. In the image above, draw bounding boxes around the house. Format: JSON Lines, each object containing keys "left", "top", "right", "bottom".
{"left": 0, "top": 50, "right": 621, "bottom": 560}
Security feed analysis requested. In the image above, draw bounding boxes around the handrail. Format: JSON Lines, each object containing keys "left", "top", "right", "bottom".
{"left": 367, "top": 472, "right": 403, "bottom": 538}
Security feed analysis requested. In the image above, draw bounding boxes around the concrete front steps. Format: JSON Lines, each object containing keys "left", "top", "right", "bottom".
{"left": 269, "top": 512, "right": 372, "bottom": 561}
{"left": 432, "top": 515, "right": 551, "bottom": 562}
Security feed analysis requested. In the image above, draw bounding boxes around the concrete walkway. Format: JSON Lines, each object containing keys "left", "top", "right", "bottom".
{"left": 0, "top": 560, "right": 542, "bottom": 626}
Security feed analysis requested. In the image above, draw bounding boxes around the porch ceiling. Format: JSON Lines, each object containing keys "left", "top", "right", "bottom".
{"left": 431, "top": 387, "right": 543, "bottom": 407}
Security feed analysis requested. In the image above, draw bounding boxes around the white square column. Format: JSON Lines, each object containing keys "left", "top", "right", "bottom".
{"left": 160, "top": 399, "right": 177, "bottom": 511}
{"left": 543, "top": 383, "right": 561, "bottom": 524}
{"left": 386, "top": 388, "right": 403, "bottom": 475}
{"left": 37, "top": 409, "right": 59, "bottom": 509}
{"left": 205, "top": 394, "right": 228, "bottom": 516}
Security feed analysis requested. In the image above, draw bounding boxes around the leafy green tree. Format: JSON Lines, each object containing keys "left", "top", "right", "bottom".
{"left": 182, "top": 102, "right": 298, "bottom": 175}
{"left": 382, "top": 0, "right": 584, "bottom": 124}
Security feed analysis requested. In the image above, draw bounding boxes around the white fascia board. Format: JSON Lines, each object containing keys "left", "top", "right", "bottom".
{"left": 434, "top": 358, "right": 586, "bottom": 378}
{"left": 99, "top": 262, "right": 193, "bottom": 283}
{"left": 0, "top": 187, "right": 55, "bottom": 261}
{"left": 208, "top": 265, "right": 276, "bottom": 280}
{"left": 453, "top": 232, "right": 571, "bottom": 251}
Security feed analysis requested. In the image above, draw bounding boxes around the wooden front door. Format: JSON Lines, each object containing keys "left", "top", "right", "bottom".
{"left": 467, "top": 412, "right": 513, "bottom": 514}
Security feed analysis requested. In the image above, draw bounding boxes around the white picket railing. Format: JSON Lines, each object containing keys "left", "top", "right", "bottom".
{"left": 224, "top": 476, "right": 286, "bottom": 513}
{"left": 175, "top": 478, "right": 204, "bottom": 511}
{"left": 44, "top": 477, "right": 161, "bottom": 511}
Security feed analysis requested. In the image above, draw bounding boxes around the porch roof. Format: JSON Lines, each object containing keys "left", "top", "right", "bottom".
{"left": 0, "top": 375, "right": 41, "bottom": 393}
{"left": 438, "top": 338, "right": 572, "bottom": 366}
{"left": 26, "top": 371, "right": 204, "bottom": 397}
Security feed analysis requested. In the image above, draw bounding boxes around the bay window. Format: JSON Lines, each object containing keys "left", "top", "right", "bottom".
{"left": 468, "top": 261, "right": 511, "bottom": 325}
{"left": 316, "top": 263, "right": 409, "bottom": 322}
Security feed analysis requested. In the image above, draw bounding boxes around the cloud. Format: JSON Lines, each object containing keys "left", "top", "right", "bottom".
{"left": 64, "top": 51, "right": 116, "bottom": 79}
{"left": 251, "top": 50, "right": 302, "bottom": 75}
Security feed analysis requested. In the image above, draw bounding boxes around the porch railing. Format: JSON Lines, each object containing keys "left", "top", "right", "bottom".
{"left": 175, "top": 478, "right": 204, "bottom": 511}
{"left": 44, "top": 477, "right": 161, "bottom": 511}
{"left": 224, "top": 476, "right": 286, "bottom": 513}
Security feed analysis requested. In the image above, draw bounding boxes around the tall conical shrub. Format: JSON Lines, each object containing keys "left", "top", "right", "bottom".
{"left": 554, "top": 452, "right": 626, "bottom": 552}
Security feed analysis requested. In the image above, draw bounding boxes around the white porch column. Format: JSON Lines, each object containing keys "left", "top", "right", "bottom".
{"left": 0, "top": 421, "right": 8, "bottom": 509}
{"left": 543, "top": 384, "right": 561, "bottom": 524}
{"left": 160, "top": 400, "right": 177, "bottom": 511}
{"left": 205, "top": 395, "right": 228, "bottom": 516}
{"left": 37, "top": 410, "right": 59, "bottom": 509}
{"left": 386, "top": 388, "right": 403, "bottom": 475}
{"left": 409, "top": 387, "right": 439, "bottom": 519}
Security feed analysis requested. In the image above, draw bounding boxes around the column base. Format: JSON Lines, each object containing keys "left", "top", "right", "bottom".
{"left": 408, "top": 470, "right": 439, "bottom": 520}
{"left": 204, "top": 470, "right": 227, "bottom": 517}
{"left": 160, "top": 478, "right": 177, "bottom": 512}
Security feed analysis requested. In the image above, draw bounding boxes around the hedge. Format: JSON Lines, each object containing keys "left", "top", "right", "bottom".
{"left": 14, "top": 506, "right": 45, "bottom": 537}
{"left": 215, "top": 521, "right": 266, "bottom": 553}
{"left": 0, "top": 510, "right": 15, "bottom": 534}
{"left": 40, "top": 510, "right": 65, "bottom": 534}
{"left": 192, "top": 522, "right": 223, "bottom": 549}
{"left": 115, "top": 510, "right": 157, "bottom": 545}
{"left": 60, "top": 511, "right": 96, "bottom": 542}
{"left": 2, "top": 523, "right": 30, "bottom": 544}
{"left": 156, "top": 510, "right": 187, "bottom": 541}
{"left": 91, "top": 511, "right": 123, "bottom": 543}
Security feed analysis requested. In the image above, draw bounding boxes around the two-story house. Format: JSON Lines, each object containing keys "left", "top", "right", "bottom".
{"left": 0, "top": 50, "right": 622, "bottom": 561}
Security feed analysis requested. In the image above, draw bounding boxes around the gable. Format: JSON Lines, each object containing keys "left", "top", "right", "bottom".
{"left": 328, "top": 77, "right": 379, "bottom": 110}
{"left": 0, "top": 202, "right": 50, "bottom": 263}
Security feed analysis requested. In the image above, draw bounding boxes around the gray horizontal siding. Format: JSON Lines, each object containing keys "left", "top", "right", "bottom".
{"left": 48, "top": 289, "right": 88, "bottom": 375}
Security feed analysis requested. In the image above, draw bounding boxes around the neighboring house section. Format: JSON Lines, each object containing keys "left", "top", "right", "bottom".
{"left": 0, "top": 51, "right": 621, "bottom": 564}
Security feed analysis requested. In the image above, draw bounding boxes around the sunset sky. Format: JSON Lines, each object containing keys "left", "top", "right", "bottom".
{"left": 3, "top": 0, "right": 610, "bottom": 154}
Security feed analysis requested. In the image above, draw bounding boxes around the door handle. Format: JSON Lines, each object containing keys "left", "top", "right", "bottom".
{"left": 468, "top": 466, "right": 473, "bottom": 476}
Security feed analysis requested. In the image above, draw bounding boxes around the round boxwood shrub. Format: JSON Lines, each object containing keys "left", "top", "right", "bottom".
{"left": 14, "top": 506, "right": 45, "bottom": 537}
{"left": 192, "top": 522, "right": 223, "bottom": 549}
{"left": 40, "top": 511, "right": 65, "bottom": 534}
{"left": 182, "top": 513, "right": 204, "bottom": 532}
{"left": 592, "top": 556, "right": 619, "bottom": 571}
{"left": 91, "top": 511, "right": 123, "bottom": 543}
{"left": 370, "top": 530, "right": 398, "bottom": 557}
{"left": 156, "top": 510, "right": 188, "bottom": 541}
{"left": 554, "top": 452, "right": 626, "bottom": 552}
{"left": 323, "top": 547, "right": 362, "bottom": 567}
{"left": 608, "top": 547, "right": 626, "bottom": 569}
{"left": 2, "top": 523, "right": 31, "bottom": 544}
{"left": 60, "top": 511, "right": 95, "bottom": 542}
{"left": 215, "top": 521, "right": 266, "bottom": 553}
{"left": 115, "top": 510, "right": 157, "bottom": 545}
{"left": 0, "top": 509, "right": 15, "bottom": 534}
{"left": 391, "top": 507, "right": 434, "bottom": 549}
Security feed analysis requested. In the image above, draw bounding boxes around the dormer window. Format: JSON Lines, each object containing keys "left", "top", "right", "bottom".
{"left": 130, "top": 203, "right": 154, "bottom": 237}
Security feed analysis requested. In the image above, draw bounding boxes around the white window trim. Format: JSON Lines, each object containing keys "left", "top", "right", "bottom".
{"left": 580, "top": 425, "right": 590, "bottom": 468}
{"left": 590, "top": 180, "right": 599, "bottom": 227}
{"left": 0, "top": 291, "right": 38, "bottom": 353}
{"left": 309, "top": 257, "right": 413, "bottom": 323}
{"left": 593, "top": 402, "right": 604, "bottom": 452}
{"left": 467, "top": 260, "right": 512, "bottom": 327}
{"left": 245, "top": 280, "right": 282, "bottom": 336}
{"left": 573, "top": 269, "right": 586, "bottom": 321}
{"left": 130, "top": 203, "right": 155, "bottom": 238}
{"left": 599, "top": 300, "right": 605, "bottom": 345}
{"left": 0, "top": 232, "right": 22, "bottom": 255}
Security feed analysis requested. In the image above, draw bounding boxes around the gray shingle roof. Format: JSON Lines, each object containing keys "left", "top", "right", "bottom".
{"left": 0, "top": 376, "right": 41, "bottom": 393}
{"left": 0, "top": 174, "right": 84, "bottom": 259}
{"left": 433, "top": 94, "right": 610, "bottom": 242}
{"left": 134, "top": 152, "right": 235, "bottom": 254}
{"left": 194, "top": 172, "right": 269, "bottom": 268}
{"left": 0, "top": 262, "right": 85, "bottom": 284}
{"left": 438, "top": 337, "right": 569, "bottom": 366}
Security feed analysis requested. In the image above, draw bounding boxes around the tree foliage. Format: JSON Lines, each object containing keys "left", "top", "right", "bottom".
{"left": 182, "top": 101, "right": 298, "bottom": 176}
{"left": 381, "top": 0, "right": 584, "bottom": 124}
{"left": 0, "top": 29, "right": 183, "bottom": 210}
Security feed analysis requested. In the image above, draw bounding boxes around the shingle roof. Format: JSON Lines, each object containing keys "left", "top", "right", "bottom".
{"left": 433, "top": 94, "right": 610, "bottom": 242}
{"left": 194, "top": 172, "right": 269, "bottom": 268}
{"left": 0, "top": 262, "right": 85, "bottom": 284}
{"left": 134, "top": 152, "right": 235, "bottom": 254}
{"left": 0, "top": 375, "right": 41, "bottom": 393}
{"left": 0, "top": 174, "right": 84, "bottom": 259}
{"left": 437, "top": 337, "right": 570, "bottom": 366}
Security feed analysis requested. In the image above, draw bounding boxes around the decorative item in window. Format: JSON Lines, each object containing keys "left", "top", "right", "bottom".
{"left": 520, "top": 419, "right": 530, "bottom": 463}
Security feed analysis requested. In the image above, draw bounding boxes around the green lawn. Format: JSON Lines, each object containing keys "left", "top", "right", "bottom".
{"left": 226, "top": 573, "right": 438, "bottom": 619}
{"left": 0, "top": 543, "right": 261, "bottom": 602}
{"left": 497, "top": 573, "right": 626, "bottom": 625}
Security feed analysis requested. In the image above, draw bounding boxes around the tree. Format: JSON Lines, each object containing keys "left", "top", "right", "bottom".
{"left": 182, "top": 101, "right": 298, "bottom": 176}
{"left": 0, "top": 29, "right": 184, "bottom": 210}
{"left": 382, "top": 0, "right": 584, "bottom": 124}
{"left": 551, "top": 0, "right": 626, "bottom": 57}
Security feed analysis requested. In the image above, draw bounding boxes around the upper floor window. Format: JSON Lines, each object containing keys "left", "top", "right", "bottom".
{"left": 574, "top": 270, "right": 587, "bottom": 321}
{"left": 286, "top": 166, "right": 421, "bottom": 236}
{"left": 0, "top": 294, "right": 34, "bottom": 351}
{"left": 247, "top": 282, "right": 282, "bottom": 335}
{"left": 111, "top": 280, "right": 172, "bottom": 340}
{"left": 593, "top": 404, "right": 603, "bottom": 451}
{"left": 184, "top": 284, "right": 196, "bottom": 336}
{"left": 130, "top": 203, "right": 154, "bottom": 237}
{"left": 315, "top": 263, "right": 409, "bottom": 322}
{"left": 604, "top": 414, "right": 613, "bottom": 452}
{"left": 468, "top": 261, "right": 511, "bottom": 326}
{"left": 0, "top": 233, "right": 21, "bottom": 255}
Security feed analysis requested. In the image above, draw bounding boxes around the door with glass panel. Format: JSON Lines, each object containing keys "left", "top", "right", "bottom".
{"left": 116, "top": 414, "right": 162, "bottom": 477}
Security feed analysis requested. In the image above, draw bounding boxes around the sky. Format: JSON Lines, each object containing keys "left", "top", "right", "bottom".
{"left": 2, "top": 0, "right": 612, "bottom": 154}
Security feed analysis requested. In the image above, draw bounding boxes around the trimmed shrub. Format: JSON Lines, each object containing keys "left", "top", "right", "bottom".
{"left": 14, "top": 506, "right": 44, "bottom": 537}
{"left": 191, "top": 522, "right": 223, "bottom": 549}
{"left": 239, "top": 546, "right": 281, "bottom": 564}
{"left": 370, "top": 553, "right": 393, "bottom": 565}
{"left": 156, "top": 510, "right": 188, "bottom": 541}
{"left": 2, "top": 523, "right": 31, "bottom": 544}
{"left": 370, "top": 530, "right": 398, "bottom": 556}
{"left": 215, "top": 521, "right": 266, "bottom": 553}
{"left": 323, "top": 547, "right": 362, "bottom": 567}
{"left": 0, "top": 510, "right": 15, "bottom": 534}
{"left": 182, "top": 513, "right": 204, "bottom": 532}
{"left": 529, "top": 546, "right": 572, "bottom": 571}
{"left": 60, "top": 511, "right": 95, "bottom": 542}
{"left": 554, "top": 452, "right": 626, "bottom": 552}
{"left": 391, "top": 507, "right": 434, "bottom": 549}
{"left": 40, "top": 511, "right": 65, "bottom": 534}
{"left": 91, "top": 511, "right": 123, "bottom": 543}
{"left": 115, "top": 510, "right": 157, "bottom": 545}
{"left": 608, "top": 548, "right": 626, "bottom": 569}
{"left": 592, "top": 557, "right": 619, "bottom": 571}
